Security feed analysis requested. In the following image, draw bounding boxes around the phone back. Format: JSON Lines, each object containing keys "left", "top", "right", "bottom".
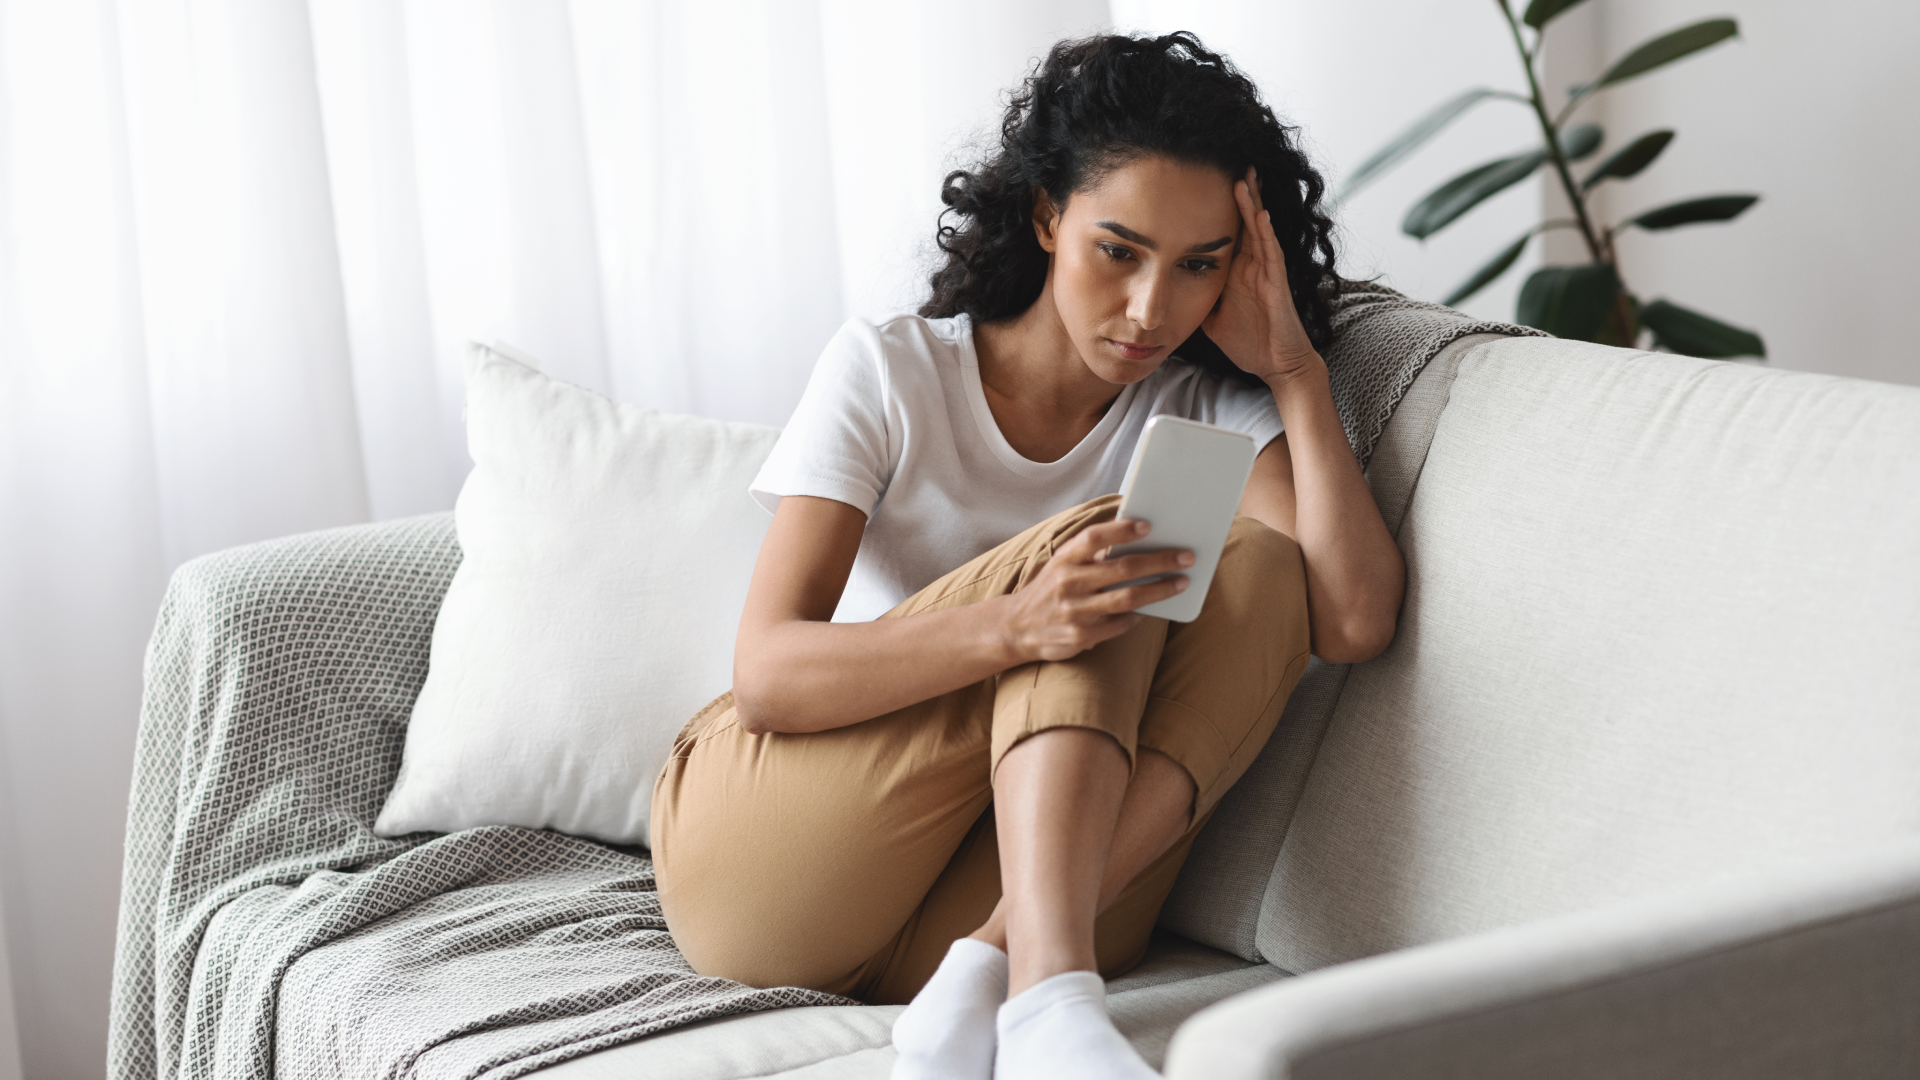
{"left": 1109, "top": 415, "right": 1259, "bottom": 622}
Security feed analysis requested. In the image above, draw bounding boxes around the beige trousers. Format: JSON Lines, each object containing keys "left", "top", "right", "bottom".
{"left": 651, "top": 494, "right": 1310, "bottom": 1005}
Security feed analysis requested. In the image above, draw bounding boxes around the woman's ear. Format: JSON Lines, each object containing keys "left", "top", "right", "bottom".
{"left": 1031, "top": 188, "right": 1062, "bottom": 253}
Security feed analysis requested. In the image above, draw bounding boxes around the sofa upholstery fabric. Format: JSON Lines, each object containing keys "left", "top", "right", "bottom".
{"left": 1260, "top": 338, "right": 1920, "bottom": 972}
{"left": 1170, "top": 837, "right": 1920, "bottom": 1080}
{"left": 534, "top": 940, "right": 1281, "bottom": 1079}
{"left": 1155, "top": 311, "right": 1533, "bottom": 959}
{"left": 111, "top": 285, "right": 1525, "bottom": 1080}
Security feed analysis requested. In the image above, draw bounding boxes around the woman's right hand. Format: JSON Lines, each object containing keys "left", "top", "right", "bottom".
{"left": 999, "top": 519, "right": 1195, "bottom": 662}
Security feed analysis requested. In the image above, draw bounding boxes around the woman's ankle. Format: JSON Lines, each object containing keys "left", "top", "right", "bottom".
{"left": 967, "top": 908, "right": 1009, "bottom": 952}
{"left": 1007, "top": 945, "right": 1098, "bottom": 997}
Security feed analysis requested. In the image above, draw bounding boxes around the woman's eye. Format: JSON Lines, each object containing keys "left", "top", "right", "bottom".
{"left": 1180, "top": 259, "right": 1220, "bottom": 274}
{"left": 1098, "top": 242, "right": 1134, "bottom": 262}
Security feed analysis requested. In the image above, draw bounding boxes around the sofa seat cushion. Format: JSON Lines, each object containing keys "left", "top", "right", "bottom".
{"left": 529, "top": 933, "right": 1278, "bottom": 1079}
{"left": 528, "top": 1005, "right": 900, "bottom": 1080}
{"left": 1258, "top": 337, "right": 1920, "bottom": 974}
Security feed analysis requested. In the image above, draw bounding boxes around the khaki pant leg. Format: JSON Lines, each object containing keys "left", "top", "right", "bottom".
{"left": 1138, "top": 515, "right": 1312, "bottom": 816}
{"left": 1087, "top": 515, "right": 1312, "bottom": 973}
{"left": 651, "top": 497, "right": 1124, "bottom": 999}
{"left": 863, "top": 510, "right": 1313, "bottom": 995}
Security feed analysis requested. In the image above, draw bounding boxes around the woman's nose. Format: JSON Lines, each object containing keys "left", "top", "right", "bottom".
{"left": 1128, "top": 273, "right": 1167, "bottom": 331}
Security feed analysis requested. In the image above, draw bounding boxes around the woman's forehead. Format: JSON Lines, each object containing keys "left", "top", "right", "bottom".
{"left": 1067, "top": 157, "right": 1239, "bottom": 242}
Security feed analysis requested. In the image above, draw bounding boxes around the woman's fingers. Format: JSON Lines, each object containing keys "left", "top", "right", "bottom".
{"left": 1016, "top": 522, "right": 1196, "bottom": 659}
{"left": 1081, "top": 574, "right": 1188, "bottom": 615}
{"left": 1079, "top": 611, "right": 1145, "bottom": 650}
{"left": 1234, "top": 178, "right": 1281, "bottom": 280}
{"left": 1058, "top": 522, "right": 1190, "bottom": 589}
{"left": 1082, "top": 547, "right": 1192, "bottom": 588}
{"left": 1234, "top": 178, "right": 1261, "bottom": 241}
{"left": 1242, "top": 166, "right": 1266, "bottom": 218}
{"left": 1065, "top": 518, "right": 1149, "bottom": 563}
{"left": 1260, "top": 211, "right": 1293, "bottom": 290}
{"left": 1233, "top": 176, "right": 1294, "bottom": 306}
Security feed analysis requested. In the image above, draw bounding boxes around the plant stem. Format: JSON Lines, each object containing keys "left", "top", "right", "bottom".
{"left": 1496, "top": 0, "right": 1638, "bottom": 344}
{"left": 1498, "top": 1, "right": 1604, "bottom": 262}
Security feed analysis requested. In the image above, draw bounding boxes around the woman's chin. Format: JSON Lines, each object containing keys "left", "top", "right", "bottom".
{"left": 1081, "top": 354, "right": 1163, "bottom": 386}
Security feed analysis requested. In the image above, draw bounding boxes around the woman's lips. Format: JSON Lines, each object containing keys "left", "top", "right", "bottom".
{"left": 1108, "top": 339, "right": 1162, "bottom": 361}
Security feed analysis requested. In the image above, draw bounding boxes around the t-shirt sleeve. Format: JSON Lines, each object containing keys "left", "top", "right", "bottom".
{"left": 1198, "top": 375, "right": 1285, "bottom": 452}
{"left": 749, "top": 319, "right": 894, "bottom": 517}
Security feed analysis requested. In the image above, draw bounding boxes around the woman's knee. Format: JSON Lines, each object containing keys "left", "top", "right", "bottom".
{"left": 1217, "top": 516, "right": 1306, "bottom": 604}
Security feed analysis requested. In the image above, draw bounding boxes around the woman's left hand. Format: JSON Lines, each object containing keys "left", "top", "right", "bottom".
{"left": 1203, "top": 167, "right": 1322, "bottom": 385}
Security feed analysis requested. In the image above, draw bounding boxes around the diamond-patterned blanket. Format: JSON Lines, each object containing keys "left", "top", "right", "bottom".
{"left": 106, "top": 286, "right": 1539, "bottom": 1080}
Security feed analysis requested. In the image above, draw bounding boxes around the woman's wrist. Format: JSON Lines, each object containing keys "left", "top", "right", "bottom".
{"left": 981, "top": 593, "right": 1036, "bottom": 668}
{"left": 1260, "top": 350, "right": 1329, "bottom": 400}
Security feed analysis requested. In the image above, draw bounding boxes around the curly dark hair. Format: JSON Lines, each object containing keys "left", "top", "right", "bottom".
{"left": 920, "top": 32, "right": 1339, "bottom": 386}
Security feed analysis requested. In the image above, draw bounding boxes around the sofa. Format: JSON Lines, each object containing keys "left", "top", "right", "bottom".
{"left": 112, "top": 327, "right": 1920, "bottom": 1079}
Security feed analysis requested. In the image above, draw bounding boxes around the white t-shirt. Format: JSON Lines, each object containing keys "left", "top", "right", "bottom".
{"left": 750, "top": 313, "right": 1285, "bottom": 622}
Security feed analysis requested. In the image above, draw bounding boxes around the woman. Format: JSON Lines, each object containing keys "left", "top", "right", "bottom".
{"left": 652, "top": 32, "right": 1404, "bottom": 1080}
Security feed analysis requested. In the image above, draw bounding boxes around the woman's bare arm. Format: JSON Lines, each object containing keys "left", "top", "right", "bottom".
{"left": 731, "top": 495, "right": 1193, "bottom": 735}
{"left": 1212, "top": 168, "right": 1406, "bottom": 664}
{"left": 1236, "top": 415, "right": 1404, "bottom": 664}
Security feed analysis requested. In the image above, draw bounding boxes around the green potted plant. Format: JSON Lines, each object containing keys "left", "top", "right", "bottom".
{"left": 1340, "top": 0, "right": 1764, "bottom": 359}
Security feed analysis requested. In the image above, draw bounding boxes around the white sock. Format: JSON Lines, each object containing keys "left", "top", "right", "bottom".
{"left": 890, "top": 938, "right": 1009, "bottom": 1080}
{"left": 995, "top": 970, "right": 1158, "bottom": 1080}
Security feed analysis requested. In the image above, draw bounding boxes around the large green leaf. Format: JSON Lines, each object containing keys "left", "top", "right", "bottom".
{"left": 1582, "top": 129, "right": 1674, "bottom": 189}
{"left": 1594, "top": 18, "right": 1738, "bottom": 89}
{"left": 1559, "top": 122, "right": 1604, "bottom": 162}
{"left": 1516, "top": 263, "right": 1621, "bottom": 341}
{"left": 1627, "top": 194, "right": 1758, "bottom": 230}
{"left": 1640, "top": 299, "right": 1766, "bottom": 358}
{"left": 1443, "top": 231, "right": 1532, "bottom": 306}
{"left": 1338, "top": 88, "right": 1504, "bottom": 202}
{"left": 1402, "top": 149, "right": 1546, "bottom": 239}
{"left": 1524, "top": 0, "right": 1591, "bottom": 29}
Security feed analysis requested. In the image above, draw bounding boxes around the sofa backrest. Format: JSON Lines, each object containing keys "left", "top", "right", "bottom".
{"left": 1157, "top": 332, "right": 1511, "bottom": 960}
{"left": 1254, "top": 335, "right": 1920, "bottom": 973}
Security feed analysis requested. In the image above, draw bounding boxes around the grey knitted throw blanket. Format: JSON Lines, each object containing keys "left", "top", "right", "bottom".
{"left": 106, "top": 286, "right": 1540, "bottom": 1080}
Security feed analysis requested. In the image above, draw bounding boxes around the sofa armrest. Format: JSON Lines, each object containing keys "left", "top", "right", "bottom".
{"left": 1165, "top": 838, "right": 1920, "bottom": 1080}
{"left": 110, "top": 514, "right": 459, "bottom": 1080}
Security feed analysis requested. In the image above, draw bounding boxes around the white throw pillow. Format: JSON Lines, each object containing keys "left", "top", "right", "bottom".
{"left": 375, "top": 342, "right": 779, "bottom": 847}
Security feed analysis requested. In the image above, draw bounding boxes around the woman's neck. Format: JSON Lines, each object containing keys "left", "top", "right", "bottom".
{"left": 972, "top": 283, "right": 1126, "bottom": 464}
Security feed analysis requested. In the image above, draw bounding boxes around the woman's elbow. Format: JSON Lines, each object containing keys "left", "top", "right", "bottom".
{"left": 733, "top": 700, "right": 772, "bottom": 736}
{"left": 1312, "top": 614, "right": 1398, "bottom": 666}
{"left": 729, "top": 663, "right": 779, "bottom": 735}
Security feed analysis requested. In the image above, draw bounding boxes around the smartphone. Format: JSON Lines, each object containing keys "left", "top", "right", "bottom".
{"left": 1105, "top": 415, "right": 1259, "bottom": 622}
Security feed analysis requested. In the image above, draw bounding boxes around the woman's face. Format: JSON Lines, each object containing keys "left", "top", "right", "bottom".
{"left": 1033, "top": 155, "right": 1241, "bottom": 385}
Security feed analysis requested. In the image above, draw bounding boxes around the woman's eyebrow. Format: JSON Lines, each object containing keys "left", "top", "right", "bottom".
{"left": 1095, "top": 221, "right": 1157, "bottom": 248}
{"left": 1094, "top": 221, "right": 1232, "bottom": 253}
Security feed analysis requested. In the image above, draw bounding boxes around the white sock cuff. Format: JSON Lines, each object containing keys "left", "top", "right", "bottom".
{"left": 944, "top": 937, "right": 1010, "bottom": 975}
{"left": 998, "top": 969, "right": 1105, "bottom": 1030}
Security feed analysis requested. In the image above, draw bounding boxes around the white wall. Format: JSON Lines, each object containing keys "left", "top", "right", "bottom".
{"left": 1543, "top": 0, "right": 1920, "bottom": 386}
{"left": 819, "top": 0, "right": 1111, "bottom": 320}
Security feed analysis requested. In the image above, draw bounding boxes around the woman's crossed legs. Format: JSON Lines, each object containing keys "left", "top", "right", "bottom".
{"left": 652, "top": 495, "right": 1310, "bottom": 1071}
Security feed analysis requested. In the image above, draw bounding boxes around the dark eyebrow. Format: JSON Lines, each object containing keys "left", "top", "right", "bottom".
{"left": 1095, "top": 221, "right": 1156, "bottom": 249}
{"left": 1095, "top": 220, "right": 1233, "bottom": 254}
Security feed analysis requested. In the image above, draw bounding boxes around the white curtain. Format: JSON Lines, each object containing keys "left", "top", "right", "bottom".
{"left": 0, "top": 0, "right": 1116, "bottom": 1074}
{"left": 0, "top": 1, "right": 1544, "bottom": 1073}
